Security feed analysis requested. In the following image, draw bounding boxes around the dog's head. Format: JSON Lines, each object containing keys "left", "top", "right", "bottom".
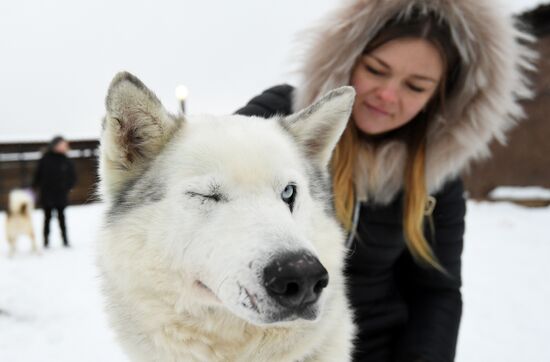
{"left": 100, "top": 72, "right": 354, "bottom": 325}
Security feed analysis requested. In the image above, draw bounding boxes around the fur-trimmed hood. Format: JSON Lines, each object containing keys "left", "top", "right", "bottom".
{"left": 293, "top": 0, "right": 537, "bottom": 204}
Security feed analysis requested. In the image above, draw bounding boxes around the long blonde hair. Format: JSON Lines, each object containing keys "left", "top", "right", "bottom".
{"left": 331, "top": 115, "right": 443, "bottom": 269}
{"left": 331, "top": 11, "right": 460, "bottom": 269}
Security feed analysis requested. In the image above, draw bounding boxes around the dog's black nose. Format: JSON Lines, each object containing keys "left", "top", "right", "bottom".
{"left": 263, "top": 251, "right": 329, "bottom": 310}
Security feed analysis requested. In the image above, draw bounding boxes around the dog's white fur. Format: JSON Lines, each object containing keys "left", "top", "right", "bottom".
{"left": 97, "top": 72, "right": 355, "bottom": 361}
{"left": 5, "top": 189, "right": 37, "bottom": 257}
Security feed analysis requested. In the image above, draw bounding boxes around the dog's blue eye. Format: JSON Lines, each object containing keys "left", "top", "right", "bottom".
{"left": 282, "top": 185, "right": 295, "bottom": 200}
{"left": 281, "top": 184, "right": 296, "bottom": 211}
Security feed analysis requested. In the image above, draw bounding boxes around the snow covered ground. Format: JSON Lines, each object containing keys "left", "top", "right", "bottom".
{"left": 489, "top": 186, "right": 550, "bottom": 200}
{"left": 0, "top": 200, "right": 549, "bottom": 361}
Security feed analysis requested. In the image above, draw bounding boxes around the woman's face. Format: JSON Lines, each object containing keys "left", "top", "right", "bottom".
{"left": 54, "top": 140, "right": 69, "bottom": 154}
{"left": 350, "top": 38, "right": 443, "bottom": 136}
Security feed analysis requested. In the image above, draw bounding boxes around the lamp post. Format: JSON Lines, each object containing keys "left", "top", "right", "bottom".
{"left": 175, "top": 85, "right": 189, "bottom": 115}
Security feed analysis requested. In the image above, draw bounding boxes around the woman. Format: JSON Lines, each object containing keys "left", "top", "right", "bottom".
{"left": 33, "top": 135, "right": 77, "bottom": 248}
{"left": 237, "top": 0, "right": 535, "bottom": 361}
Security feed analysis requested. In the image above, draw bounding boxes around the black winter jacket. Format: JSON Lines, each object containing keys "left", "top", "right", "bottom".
{"left": 33, "top": 151, "right": 77, "bottom": 208}
{"left": 237, "top": 85, "right": 466, "bottom": 362}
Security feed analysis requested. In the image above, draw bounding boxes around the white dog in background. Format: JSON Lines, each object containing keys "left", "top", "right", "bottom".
{"left": 5, "top": 189, "right": 38, "bottom": 257}
{"left": 97, "top": 72, "right": 356, "bottom": 361}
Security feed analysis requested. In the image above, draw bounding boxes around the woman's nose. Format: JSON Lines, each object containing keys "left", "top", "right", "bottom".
{"left": 376, "top": 84, "right": 398, "bottom": 103}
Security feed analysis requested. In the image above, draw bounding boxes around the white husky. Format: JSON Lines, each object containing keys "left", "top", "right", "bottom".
{"left": 97, "top": 72, "right": 355, "bottom": 361}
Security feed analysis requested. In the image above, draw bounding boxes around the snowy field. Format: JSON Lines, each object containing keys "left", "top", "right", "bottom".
{"left": 0, "top": 200, "right": 549, "bottom": 362}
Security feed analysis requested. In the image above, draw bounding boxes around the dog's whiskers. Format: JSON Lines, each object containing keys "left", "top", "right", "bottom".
{"left": 237, "top": 282, "right": 260, "bottom": 313}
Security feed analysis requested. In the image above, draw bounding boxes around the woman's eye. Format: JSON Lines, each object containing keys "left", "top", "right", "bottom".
{"left": 281, "top": 184, "right": 297, "bottom": 211}
{"left": 366, "top": 65, "right": 384, "bottom": 76}
{"left": 407, "top": 83, "right": 426, "bottom": 93}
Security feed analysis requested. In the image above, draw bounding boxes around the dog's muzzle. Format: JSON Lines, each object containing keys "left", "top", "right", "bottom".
{"left": 263, "top": 251, "right": 328, "bottom": 320}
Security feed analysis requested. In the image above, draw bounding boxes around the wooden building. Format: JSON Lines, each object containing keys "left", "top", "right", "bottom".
{"left": 463, "top": 4, "right": 550, "bottom": 200}
{"left": 0, "top": 140, "right": 99, "bottom": 210}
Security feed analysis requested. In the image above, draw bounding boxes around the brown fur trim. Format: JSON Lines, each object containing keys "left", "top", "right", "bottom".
{"left": 292, "top": 0, "right": 536, "bottom": 203}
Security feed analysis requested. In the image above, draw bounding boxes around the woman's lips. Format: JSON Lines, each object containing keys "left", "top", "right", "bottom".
{"left": 365, "top": 103, "right": 391, "bottom": 116}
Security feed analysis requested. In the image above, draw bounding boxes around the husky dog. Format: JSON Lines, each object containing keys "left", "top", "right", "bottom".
{"left": 5, "top": 189, "right": 38, "bottom": 257}
{"left": 97, "top": 72, "right": 355, "bottom": 361}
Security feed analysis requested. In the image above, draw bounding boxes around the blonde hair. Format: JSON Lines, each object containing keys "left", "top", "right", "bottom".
{"left": 331, "top": 119, "right": 442, "bottom": 269}
{"left": 402, "top": 116, "right": 442, "bottom": 270}
{"left": 331, "top": 124, "right": 358, "bottom": 231}
{"left": 330, "top": 58, "right": 445, "bottom": 269}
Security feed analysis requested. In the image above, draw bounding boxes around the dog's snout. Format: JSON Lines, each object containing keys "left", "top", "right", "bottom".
{"left": 263, "top": 251, "right": 328, "bottom": 310}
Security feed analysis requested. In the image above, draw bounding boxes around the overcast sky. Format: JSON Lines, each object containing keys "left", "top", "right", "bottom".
{"left": 0, "top": 0, "right": 545, "bottom": 141}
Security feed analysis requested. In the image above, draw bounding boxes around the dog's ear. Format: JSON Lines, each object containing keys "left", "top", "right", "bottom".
{"left": 281, "top": 86, "right": 355, "bottom": 168}
{"left": 101, "top": 71, "right": 181, "bottom": 196}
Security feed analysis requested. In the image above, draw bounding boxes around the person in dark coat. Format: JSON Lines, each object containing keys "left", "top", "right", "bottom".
{"left": 33, "top": 136, "right": 77, "bottom": 248}
{"left": 236, "top": 1, "right": 535, "bottom": 360}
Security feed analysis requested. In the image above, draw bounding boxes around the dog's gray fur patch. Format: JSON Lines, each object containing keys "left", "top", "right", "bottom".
{"left": 306, "top": 163, "right": 334, "bottom": 214}
{"left": 282, "top": 88, "right": 350, "bottom": 129}
{"left": 105, "top": 71, "right": 163, "bottom": 113}
{"left": 107, "top": 171, "right": 166, "bottom": 220}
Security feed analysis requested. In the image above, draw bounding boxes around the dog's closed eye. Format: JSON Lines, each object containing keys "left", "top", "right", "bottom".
{"left": 186, "top": 191, "right": 227, "bottom": 203}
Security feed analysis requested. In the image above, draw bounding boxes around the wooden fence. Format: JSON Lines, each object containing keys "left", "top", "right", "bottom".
{"left": 0, "top": 140, "right": 99, "bottom": 211}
